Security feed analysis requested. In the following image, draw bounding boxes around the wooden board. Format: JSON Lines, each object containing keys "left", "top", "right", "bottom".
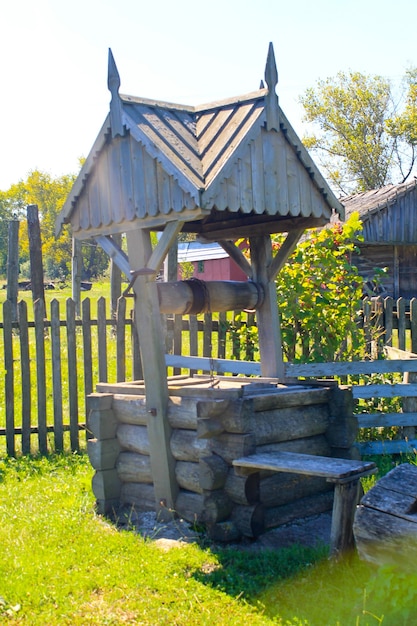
{"left": 233, "top": 451, "right": 377, "bottom": 482}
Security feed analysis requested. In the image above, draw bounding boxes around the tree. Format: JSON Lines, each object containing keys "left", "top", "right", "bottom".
{"left": 274, "top": 213, "right": 365, "bottom": 363}
{"left": 0, "top": 169, "right": 109, "bottom": 281}
{"left": 300, "top": 71, "right": 417, "bottom": 194}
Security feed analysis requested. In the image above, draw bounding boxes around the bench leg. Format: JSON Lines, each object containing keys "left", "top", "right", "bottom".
{"left": 329, "top": 479, "right": 361, "bottom": 557}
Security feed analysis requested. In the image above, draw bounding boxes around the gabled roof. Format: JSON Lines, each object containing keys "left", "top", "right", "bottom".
{"left": 343, "top": 179, "right": 417, "bottom": 244}
{"left": 56, "top": 45, "right": 343, "bottom": 240}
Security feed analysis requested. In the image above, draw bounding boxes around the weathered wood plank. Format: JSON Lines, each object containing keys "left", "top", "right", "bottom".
{"left": 3, "top": 301, "right": 15, "bottom": 456}
{"left": 352, "top": 383, "right": 417, "bottom": 399}
{"left": 82, "top": 299, "right": 93, "bottom": 431}
{"left": 18, "top": 300, "right": 31, "bottom": 454}
{"left": 50, "top": 299, "right": 63, "bottom": 452}
{"left": 357, "top": 412, "right": 417, "bottom": 428}
{"left": 34, "top": 299, "right": 47, "bottom": 455}
{"left": 233, "top": 451, "right": 376, "bottom": 481}
{"left": 285, "top": 358, "right": 417, "bottom": 377}
{"left": 173, "top": 314, "right": 182, "bottom": 376}
{"left": 97, "top": 297, "right": 108, "bottom": 383}
{"left": 66, "top": 298, "right": 79, "bottom": 452}
{"left": 6, "top": 220, "right": 19, "bottom": 322}
{"left": 116, "top": 296, "right": 126, "bottom": 382}
{"left": 398, "top": 297, "right": 406, "bottom": 350}
{"left": 356, "top": 439, "right": 417, "bottom": 455}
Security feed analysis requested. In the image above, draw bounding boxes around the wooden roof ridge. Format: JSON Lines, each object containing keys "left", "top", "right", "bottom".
{"left": 120, "top": 88, "right": 268, "bottom": 113}
{"left": 343, "top": 179, "right": 417, "bottom": 220}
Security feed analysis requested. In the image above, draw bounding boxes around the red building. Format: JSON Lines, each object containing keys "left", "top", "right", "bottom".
{"left": 177, "top": 242, "right": 247, "bottom": 281}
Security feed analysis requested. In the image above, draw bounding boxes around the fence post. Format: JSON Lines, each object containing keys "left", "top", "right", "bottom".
{"left": 34, "top": 298, "right": 47, "bottom": 454}
{"left": 6, "top": 219, "right": 19, "bottom": 322}
{"left": 82, "top": 298, "right": 93, "bottom": 433}
{"left": 50, "top": 299, "right": 64, "bottom": 452}
{"left": 27, "top": 205, "right": 45, "bottom": 309}
{"left": 3, "top": 301, "right": 15, "bottom": 456}
{"left": 97, "top": 297, "right": 108, "bottom": 383}
{"left": 18, "top": 300, "right": 31, "bottom": 454}
{"left": 384, "top": 297, "right": 394, "bottom": 347}
{"left": 116, "top": 296, "right": 126, "bottom": 382}
{"left": 66, "top": 298, "right": 79, "bottom": 452}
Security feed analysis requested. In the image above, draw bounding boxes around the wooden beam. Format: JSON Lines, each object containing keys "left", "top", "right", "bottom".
{"left": 147, "top": 221, "right": 184, "bottom": 274}
{"left": 250, "top": 234, "right": 284, "bottom": 378}
{"left": 191, "top": 216, "right": 327, "bottom": 241}
{"left": 218, "top": 240, "right": 253, "bottom": 279}
{"left": 126, "top": 228, "right": 178, "bottom": 517}
{"left": 96, "top": 235, "right": 131, "bottom": 278}
{"left": 268, "top": 228, "right": 304, "bottom": 282}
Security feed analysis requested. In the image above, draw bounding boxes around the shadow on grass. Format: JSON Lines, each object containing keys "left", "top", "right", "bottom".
{"left": 193, "top": 544, "right": 388, "bottom": 625}
{"left": 193, "top": 542, "right": 329, "bottom": 599}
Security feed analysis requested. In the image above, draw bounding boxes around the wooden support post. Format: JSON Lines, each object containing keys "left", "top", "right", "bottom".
{"left": 27, "top": 204, "right": 45, "bottom": 308}
{"left": 126, "top": 228, "right": 178, "bottom": 519}
{"left": 330, "top": 479, "right": 361, "bottom": 557}
{"left": 250, "top": 234, "right": 284, "bottom": 378}
{"left": 6, "top": 219, "right": 19, "bottom": 322}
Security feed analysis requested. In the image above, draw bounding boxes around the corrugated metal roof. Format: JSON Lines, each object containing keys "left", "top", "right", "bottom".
{"left": 177, "top": 242, "right": 228, "bottom": 263}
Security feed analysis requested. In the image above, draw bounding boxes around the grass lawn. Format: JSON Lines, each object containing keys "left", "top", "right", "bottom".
{"left": 2, "top": 453, "right": 416, "bottom": 625}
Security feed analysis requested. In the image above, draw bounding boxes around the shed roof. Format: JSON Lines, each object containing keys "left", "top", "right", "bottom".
{"left": 343, "top": 179, "right": 417, "bottom": 244}
{"left": 56, "top": 45, "right": 343, "bottom": 241}
{"left": 177, "top": 241, "right": 228, "bottom": 263}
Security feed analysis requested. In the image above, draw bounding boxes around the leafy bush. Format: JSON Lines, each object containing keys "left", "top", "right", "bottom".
{"left": 274, "top": 212, "right": 365, "bottom": 362}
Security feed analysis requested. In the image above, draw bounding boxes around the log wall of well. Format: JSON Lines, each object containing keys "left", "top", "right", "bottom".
{"left": 87, "top": 380, "right": 358, "bottom": 541}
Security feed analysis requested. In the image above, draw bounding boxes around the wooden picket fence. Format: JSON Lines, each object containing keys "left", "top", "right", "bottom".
{"left": 2, "top": 294, "right": 417, "bottom": 457}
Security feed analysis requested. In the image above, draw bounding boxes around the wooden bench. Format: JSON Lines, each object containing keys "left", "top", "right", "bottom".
{"left": 233, "top": 451, "right": 377, "bottom": 556}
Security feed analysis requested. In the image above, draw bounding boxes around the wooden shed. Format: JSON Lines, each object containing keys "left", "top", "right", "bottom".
{"left": 343, "top": 180, "right": 417, "bottom": 300}
{"left": 56, "top": 45, "right": 361, "bottom": 540}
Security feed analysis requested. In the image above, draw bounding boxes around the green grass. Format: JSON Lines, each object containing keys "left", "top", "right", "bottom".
{"left": 2, "top": 453, "right": 417, "bottom": 625}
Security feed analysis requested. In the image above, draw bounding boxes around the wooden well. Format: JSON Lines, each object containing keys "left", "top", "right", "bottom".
{"left": 57, "top": 43, "right": 349, "bottom": 532}
{"left": 88, "top": 377, "right": 359, "bottom": 539}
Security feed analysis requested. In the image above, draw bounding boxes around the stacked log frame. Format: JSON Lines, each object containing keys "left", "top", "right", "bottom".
{"left": 87, "top": 381, "right": 358, "bottom": 540}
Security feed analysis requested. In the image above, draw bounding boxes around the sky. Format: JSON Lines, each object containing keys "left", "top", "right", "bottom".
{"left": 2, "top": 0, "right": 417, "bottom": 190}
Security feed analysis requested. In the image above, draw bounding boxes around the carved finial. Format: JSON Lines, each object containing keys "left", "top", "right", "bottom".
{"left": 107, "top": 48, "right": 124, "bottom": 138}
{"left": 264, "top": 42, "right": 279, "bottom": 131}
